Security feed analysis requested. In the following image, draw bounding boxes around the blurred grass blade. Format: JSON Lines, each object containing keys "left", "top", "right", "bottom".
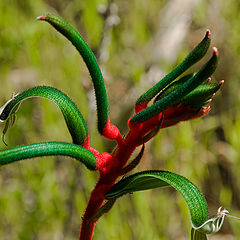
{"left": 0, "top": 86, "right": 88, "bottom": 145}
{"left": 37, "top": 14, "right": 109, "bottom": 134}
{"left": 191, "top": 228, "right": 208, "bottom": 240}
{"left": 105, "top": 170, "right": 209, "bottom": 228}
{"left": 131, "top": 48, "right": 218, "bottom": 123}
{"left": 136, "top": 30, "right": 211, "bottom": 105}
{"left": 0, "top": 142, "right": 96, "bottom": 170}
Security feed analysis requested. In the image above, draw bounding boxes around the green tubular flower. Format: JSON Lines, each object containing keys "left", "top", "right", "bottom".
{"left": 37, "top": 14, "right": 109, "bottom": 135}
{"left": 154, "top": 76, "right": 223, "bottom": 128}
{"left": 0, "top": 13, "right": 227, "bottom": 240}
{"left": 0, "top": 86, "right": 88, "bottom": 145}
{"left": 105, "top": 170, "right": 209, "bottom": 228}
{"left": 136, "top": 30, "right": 211, "bottom": 106}
{"left": 131, "top": 47, "right": 218, "bottom": 123}
{"left": 0, "top": 142, "right": 97, "bottom": 170}
{"left": 155, "top": 74, "right": 222, "bottom": 108}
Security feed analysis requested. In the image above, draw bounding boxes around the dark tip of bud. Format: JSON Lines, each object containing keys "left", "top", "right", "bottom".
{"left": 206, "top": 29, "right": 211, "bottom": 39}
{"left": 213, "top": 47, "right": 218, "bottom": 56}
{"left": 36, "top": 15, "right": 46, "bottom": 20}
{"left": 219, "top": 80, "right": 224, "bottom": 85}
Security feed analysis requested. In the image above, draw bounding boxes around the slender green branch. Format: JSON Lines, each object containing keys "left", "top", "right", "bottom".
{"left": 0, "top": 142, "right": 96, "bottom": 170}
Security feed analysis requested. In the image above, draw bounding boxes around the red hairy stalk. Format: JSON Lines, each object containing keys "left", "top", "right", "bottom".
{"left": 80, "top": 112, "right": 163, "bottom": 239}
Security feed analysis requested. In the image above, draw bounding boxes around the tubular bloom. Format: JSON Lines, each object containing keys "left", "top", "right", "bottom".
{"left": 0, "top": 14, "right": 227, "bottom": 240}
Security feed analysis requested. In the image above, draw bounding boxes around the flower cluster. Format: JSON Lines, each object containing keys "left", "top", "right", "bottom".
{"left": 0, "top": 14, "right": 225, "bottom": 240}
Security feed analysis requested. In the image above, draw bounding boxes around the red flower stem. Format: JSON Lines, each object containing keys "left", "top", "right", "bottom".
{"left": 79, "top": 114, "right": 162, "bottom": 240}
{"left": 79, "top": 138, "right": 138, "bottom": 238}
{"left": 79, "top": 185, "right": 105, "bottom": 240}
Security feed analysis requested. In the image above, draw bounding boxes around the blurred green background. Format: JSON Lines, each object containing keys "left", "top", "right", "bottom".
{"left": 0, "top": 0, "right": 240, "bottom": 239}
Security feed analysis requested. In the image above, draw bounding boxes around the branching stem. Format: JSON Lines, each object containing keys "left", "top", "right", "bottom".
{"left": 79, "top": 113, "right": 162, "bottom": 239}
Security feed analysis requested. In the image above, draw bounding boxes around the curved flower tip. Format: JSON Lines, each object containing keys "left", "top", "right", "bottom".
{"left": 0, "top": 92, "right": 19, "bottom": 122}
{"left": 219, "top": 80, "right": 224, "bottom": 85}
{"left": 194, "top": 206, "right": 240, "bottom": 234}
{"left": 36, "top": 15, "right": 46, "bottom": 20}
{"left": 206, "top": 29, "right": 211, "bottom": 38}
{"left": 213, "top": 46, "right": 219, "bottom": 56}
{"left": 193, "top": 207, "right": 226, "bottom": 234}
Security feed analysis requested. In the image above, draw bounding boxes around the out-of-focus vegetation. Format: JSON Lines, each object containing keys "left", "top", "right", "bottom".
{"left": 0, "top": 0, "right": 240, "bottom": 239}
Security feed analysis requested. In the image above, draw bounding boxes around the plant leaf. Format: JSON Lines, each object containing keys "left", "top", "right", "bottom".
{"left": 0, "top": 86, "right": 87, "bottom": 145}
{"left": 105, "top": 170, "right": 209, "bottom": 228}
{"left": 0, "top": 141, "right": 96, "bottom": 170}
